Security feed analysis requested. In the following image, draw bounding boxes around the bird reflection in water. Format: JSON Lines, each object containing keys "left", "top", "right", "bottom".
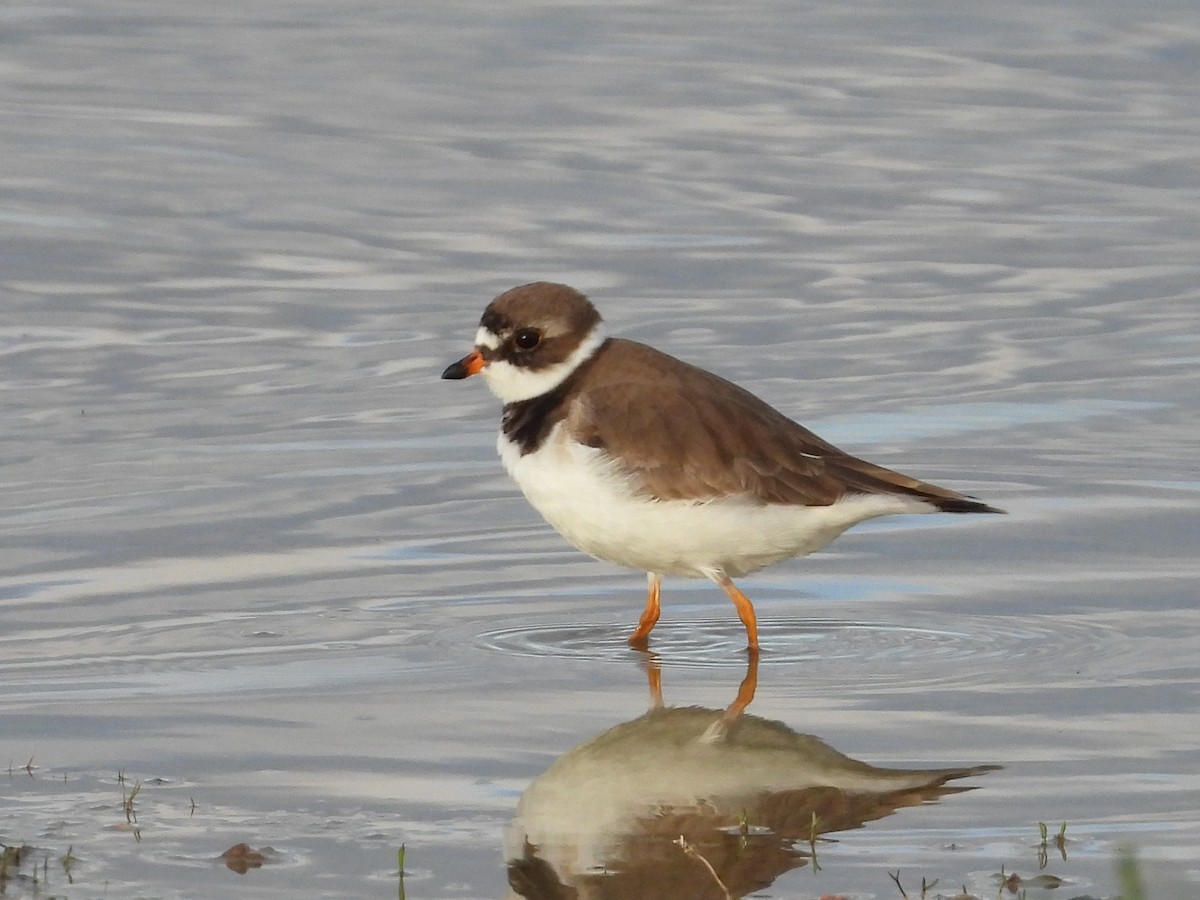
{"left": 505, "top": 655, "right": 997, "bottom": 899}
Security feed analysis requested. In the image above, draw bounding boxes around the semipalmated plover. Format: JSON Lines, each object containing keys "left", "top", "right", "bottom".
{"left": 443, "top": 282, "right": 1003, "bottom": 652}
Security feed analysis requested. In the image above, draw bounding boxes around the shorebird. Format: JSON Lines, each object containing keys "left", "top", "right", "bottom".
{"left": 443, "top": 282, "right": 1003, "bottom": 651}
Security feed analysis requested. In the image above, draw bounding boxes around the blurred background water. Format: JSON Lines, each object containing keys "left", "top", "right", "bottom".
{"left": 2, "top": 2, "right": 1198, "bottom": 897}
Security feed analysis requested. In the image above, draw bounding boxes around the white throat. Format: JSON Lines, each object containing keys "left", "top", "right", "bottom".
{"left": 481, "top": 326, "right": 606, "bottom": 404}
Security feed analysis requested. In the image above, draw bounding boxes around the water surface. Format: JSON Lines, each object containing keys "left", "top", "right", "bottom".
{"left": 2, "top": 1, "right": 1198, "bottom": 898}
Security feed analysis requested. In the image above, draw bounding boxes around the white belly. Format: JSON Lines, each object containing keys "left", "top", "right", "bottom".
{"left": 498, "top": 425, "right": 934, "bottom": 578}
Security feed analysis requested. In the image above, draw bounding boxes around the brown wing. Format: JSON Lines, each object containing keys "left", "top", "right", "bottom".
{"left": 568, "top": 339, "right": 998, "bottom": 511}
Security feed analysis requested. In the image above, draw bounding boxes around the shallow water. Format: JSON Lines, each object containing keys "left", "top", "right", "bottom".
{"left": 2, "top": 1, "right": 1199, "bottom": 898}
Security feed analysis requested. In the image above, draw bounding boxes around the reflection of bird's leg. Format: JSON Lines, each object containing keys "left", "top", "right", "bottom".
{"left": 648, "top": 662, "right": 667, "bottom": 710}
{"left": 639, "top": 652, "right": 664, "bottom": 709}
{"left": 724, "top": 650, "right": 759, "bottom": 724}
{"left": 704, "top": 651, "right": 760, "bottom": 742}
{"left": 627, "top": 572, "right": 662, "bottom": 649}
{"left": 707, "top": 570, "right": 760, "bottom": 652}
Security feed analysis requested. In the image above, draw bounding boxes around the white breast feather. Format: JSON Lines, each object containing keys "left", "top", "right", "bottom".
{"left": 498, "top": 423, "right": 935, "bottom": 578}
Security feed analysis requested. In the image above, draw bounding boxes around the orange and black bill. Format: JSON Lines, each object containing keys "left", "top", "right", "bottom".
{"left": 441, "top": 349, "right": 485, "bottom": 380}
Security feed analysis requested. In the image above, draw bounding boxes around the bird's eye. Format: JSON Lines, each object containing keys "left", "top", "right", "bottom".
{"left": 513, "top": 328, "right": 542, "bottom": 350}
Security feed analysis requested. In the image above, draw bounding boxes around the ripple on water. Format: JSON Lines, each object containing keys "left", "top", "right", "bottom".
{"left": 0, "top": 612, "right": 452, "bottom": 703}
{"left": 475, "top": 613, "right": 1119, "bottom": 690}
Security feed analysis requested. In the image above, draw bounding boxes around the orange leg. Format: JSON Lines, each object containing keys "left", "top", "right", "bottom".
{"left": 627, "top": 572, "right": 663, "bottom": 649}
{"left": 710, "top": 571, "right": 760, "bottom": 652}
